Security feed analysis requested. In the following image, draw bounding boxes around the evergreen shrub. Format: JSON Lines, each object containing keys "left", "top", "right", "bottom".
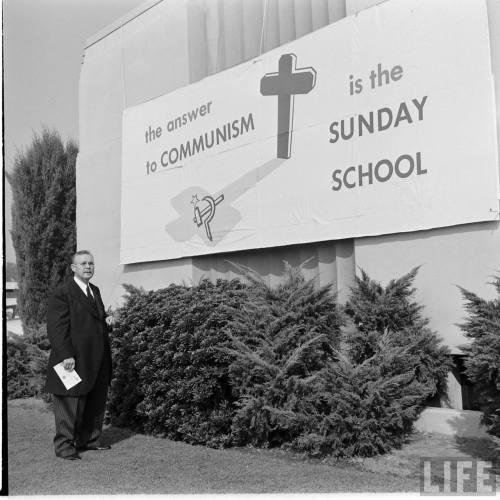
{"left": 7, "top": 324, "right": 50, "bottom": 400}
{"left": 225, "top": 262, "right": 343, "bottom": 449}
{"left": 459, "top": 275, "right": 500, "bottom": 436}
{"left": 305, "top": 330, "right": 449, "bottom": 457}
{"left": 108, "top": 279, "right": 249, "bottom": 447}
{"left": 312, "top": 267, "right": 451, "bottom": 457}
{"left": 109, "top": 265, "right": 450, "bottom": 458}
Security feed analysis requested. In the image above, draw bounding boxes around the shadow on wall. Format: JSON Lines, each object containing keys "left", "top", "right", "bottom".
{"left": 191, "top": 240, "right": 337, "bottom": 289}
{"left": 356, "top": 220, "right": 500, "bottom": 247}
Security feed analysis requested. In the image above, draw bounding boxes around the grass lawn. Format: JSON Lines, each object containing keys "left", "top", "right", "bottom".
{"left": 7, "top": 398, "right": 498, "bottom": 495}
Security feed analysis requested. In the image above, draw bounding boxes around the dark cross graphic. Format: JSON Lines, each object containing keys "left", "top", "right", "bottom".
{"left": 192, "top": 193, "right": 224, "bottom": 241}
{"left": 260, "top": 53, "right": 316, "bottom": 159}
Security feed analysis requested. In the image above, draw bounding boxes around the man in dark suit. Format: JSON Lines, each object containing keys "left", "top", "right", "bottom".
{"left": 45, "top": 250, "right": 113, "bottom": 460}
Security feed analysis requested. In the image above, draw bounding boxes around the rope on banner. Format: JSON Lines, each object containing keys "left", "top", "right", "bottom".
{"left": 259, "top": 0, "right": 269, "bottom": 55}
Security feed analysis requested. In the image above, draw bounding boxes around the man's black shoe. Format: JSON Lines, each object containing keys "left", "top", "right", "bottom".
{"left": 62, "top": 453, "right": 82, "bottom": 460}
{"left": 82, "top": 444, "right": 112, "bottom": 451}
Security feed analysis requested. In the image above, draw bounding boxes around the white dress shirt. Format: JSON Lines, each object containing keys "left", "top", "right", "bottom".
{"left": 73, "top": 276, "right": 94, "bottom": 300}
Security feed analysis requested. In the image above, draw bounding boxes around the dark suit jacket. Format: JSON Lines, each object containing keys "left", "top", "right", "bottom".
{"left": 45, "top": 279, "right": 112, "bottom": 397}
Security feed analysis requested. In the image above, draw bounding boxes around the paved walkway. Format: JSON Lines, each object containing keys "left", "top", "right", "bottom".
{"left": 6, "top": 319, "right": 23, "bottom": 337}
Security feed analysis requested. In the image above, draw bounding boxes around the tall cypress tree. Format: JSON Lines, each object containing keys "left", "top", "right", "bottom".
{"left": 7, "top": 128, "right": 77, "bottom": 328}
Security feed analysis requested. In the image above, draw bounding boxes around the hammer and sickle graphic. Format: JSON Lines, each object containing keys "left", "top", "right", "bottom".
{"left": 193, "top": 194, "right": 224, "bottom": 241}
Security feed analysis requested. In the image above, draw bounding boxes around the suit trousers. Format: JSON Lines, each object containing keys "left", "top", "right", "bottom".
{"left": 52, "top": 355, "right": 110, "bottom": 457}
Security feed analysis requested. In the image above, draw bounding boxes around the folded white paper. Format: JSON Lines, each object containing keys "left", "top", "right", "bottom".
{"left": 53, "top": 362, "right": 82, "bottom": 390}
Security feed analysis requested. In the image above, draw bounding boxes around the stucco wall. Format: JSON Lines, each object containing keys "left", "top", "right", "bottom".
{"left": 355, "top": 222, "right": 500, "bottom": 351}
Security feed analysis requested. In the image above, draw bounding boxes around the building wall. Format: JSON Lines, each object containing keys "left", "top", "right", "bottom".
{"left": 77, "top": 0, "right": 499, "bottom": 352}
{"left": 355, "top": 222, "right": 500, "bottom": 352}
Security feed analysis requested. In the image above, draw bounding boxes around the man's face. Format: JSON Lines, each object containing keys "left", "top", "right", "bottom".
{"left": 71, "top": 253, "right": 95, "bottom": 283}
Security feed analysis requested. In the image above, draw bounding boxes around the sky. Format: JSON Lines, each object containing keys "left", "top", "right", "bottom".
{"left": 3, "top": 0, "right": 146, "bottom": 263}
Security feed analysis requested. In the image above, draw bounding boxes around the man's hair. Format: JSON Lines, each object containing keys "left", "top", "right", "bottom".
{"left": 72, "top": 250, "right": 94, "bottom": 264}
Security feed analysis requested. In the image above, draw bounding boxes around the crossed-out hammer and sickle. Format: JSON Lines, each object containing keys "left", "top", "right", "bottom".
{"left": 193, "top": 194, "right": 224, "bottom": 241}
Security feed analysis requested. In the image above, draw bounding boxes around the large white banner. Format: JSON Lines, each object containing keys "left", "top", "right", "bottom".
{"left": 121, "top": 0, "right": 499, "bottom": 264}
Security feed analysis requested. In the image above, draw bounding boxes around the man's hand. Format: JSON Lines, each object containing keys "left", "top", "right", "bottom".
{"left": 63, "top": 357, "right": 75, "bottom": 371}
{"left": 105, "top": 307, "right": 117, "bottom": 328}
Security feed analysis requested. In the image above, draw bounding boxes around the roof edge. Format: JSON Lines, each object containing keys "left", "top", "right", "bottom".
{"left": 84, "top": 0, "right": 164, "bottom": 50}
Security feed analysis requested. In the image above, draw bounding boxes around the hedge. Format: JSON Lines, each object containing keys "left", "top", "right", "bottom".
{"left": 108, "top": 279, "right": 249, "bottom": 447}
{"left": 7, "top": 324, "right": 50, "bottom": 400}
{"left": 108, "top": 264, "right": 449, "bottom": 458}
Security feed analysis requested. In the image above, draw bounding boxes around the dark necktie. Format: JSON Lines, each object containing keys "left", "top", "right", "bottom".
{"left": 86, "top": 284, "right": 95, "bottom": 303}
